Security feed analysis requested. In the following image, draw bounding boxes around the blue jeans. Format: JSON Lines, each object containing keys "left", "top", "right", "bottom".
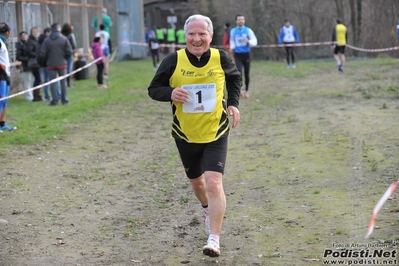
{"left": 40, "top": 67, "right": 60, "bottom": 100}
{"left": 48, "top": 68, "right": 68, "bottom": 104}
{"left": 67, "top": 54, "right": 74, "bottom": 86}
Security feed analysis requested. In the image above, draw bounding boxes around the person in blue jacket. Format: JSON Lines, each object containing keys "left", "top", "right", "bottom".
{"left": 278, "top": 19, "right": 300, "bottom": 69}
{"left": 396, "top": 20, "right": 399, "bottom": 40}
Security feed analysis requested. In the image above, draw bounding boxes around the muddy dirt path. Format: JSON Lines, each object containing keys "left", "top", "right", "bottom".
{"left": 1, "top": 61, "right": 399, "bottom": 266}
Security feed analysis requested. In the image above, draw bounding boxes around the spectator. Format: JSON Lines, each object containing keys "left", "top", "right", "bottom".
{"left": 166, "top": 25, "right": 176, "bottom": 53}
{"left": 175, "top": 28, "right": 185, "bottom": 47}
{"left": 222, "top": 22, "right": 234, "bottom": 61}
{"left": 95, "top": 24, "right": 110, "bottom": 78}
{"left": 155, "top": 25, "right": 165, "bottom": 53}
{"left": 38, "top": 27, "right": 55, "bottom": 102}
{"left": 61, "top": 23, "right": 77, "bottom": 87}
{"left": 16, "top": 31, "right": 33, "bottom": 101}
{"left": 0, "top": 22, "right": 16, "bottom": 132}
{"left": 91, "top": 36, "right": 107, "bottom": 89}
{"left": 147, "top": 31, "right": 160, "bottom": 70}
{"left": 25, "top": 26, "right": 43, "bottom": 101}
{"left": 92, "top": 8, "right": 112, "bottom": 35}
{"left": 144, "top": 27, "right": 155, "bottom": 56}
{"left": 145, "top": 27, "right": 155, "bottom": 43}
{"left": 278, "top": 19, "right": 300, "bottom": 69}
{"left": 38, "top": 23, "right": 72, "bottom": 106}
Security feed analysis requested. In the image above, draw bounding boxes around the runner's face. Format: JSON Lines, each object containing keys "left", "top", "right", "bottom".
{"left": 185, "top": 20, "right": 213, "bottom": 57}
{"left": 236, "top": 16, "right": 245, "bottom": 27}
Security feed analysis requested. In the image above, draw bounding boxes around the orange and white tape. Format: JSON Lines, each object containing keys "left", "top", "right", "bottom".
{"left": 256, "top": 41, "right": 335, "bottom": 48}
{"left": 365, "top": 181, "right": 399, "bottom": 238}
{"left": 1, "top": 57, "right": 102, "bottom": 102}
{"left": 346, "top": 44, "right": 399, "bottom": 53}
{"left": 122, "top": 40, "right": 399, "bottom": 53}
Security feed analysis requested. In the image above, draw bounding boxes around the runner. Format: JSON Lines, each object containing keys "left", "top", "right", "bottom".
{"left": 230, "top": 13, "right": 257, "bottom": 98}
{"left": 148, "top": 14, "right": 241, "bottom": 257}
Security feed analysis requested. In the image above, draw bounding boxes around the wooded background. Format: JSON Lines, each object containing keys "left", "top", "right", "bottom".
{"left": 187, "top": 0, "right": 399, "bottom": 60}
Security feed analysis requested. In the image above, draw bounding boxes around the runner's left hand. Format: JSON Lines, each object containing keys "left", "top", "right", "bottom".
{"left": 228, "top": 106, "right": 240, "bottom": 129}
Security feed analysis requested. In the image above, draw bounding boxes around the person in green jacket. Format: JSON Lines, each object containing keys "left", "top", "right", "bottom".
{"left": 92, "top": 8, "right": 113, "bottom": 35}
{"left": 166, "top": 26, "right": 176, "bottom": 53}
{"left": 155, "top": 26, "right": 165, "bottom": 53}
{"left": 176, "top": 28, "right": 185, "bottom": 48}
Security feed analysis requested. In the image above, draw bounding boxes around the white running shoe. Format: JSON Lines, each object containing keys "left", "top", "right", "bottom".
{"left": 203, "top": 238, "right": 220, "bottom": 257}
{"left": 203, "top": 209, "right": 210, "bottom": 235}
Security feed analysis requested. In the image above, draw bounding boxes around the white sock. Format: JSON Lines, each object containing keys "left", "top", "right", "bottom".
{"left": 209, "top": 234, "right": 220, "bottom": 245}
{"left": 337, "top": 61, "right": 341, "bottom": 66}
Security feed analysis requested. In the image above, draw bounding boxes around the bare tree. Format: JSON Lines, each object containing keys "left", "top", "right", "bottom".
{"left": 349, "top": 0, "right": 359, "bottom": 55}
{"left": 356, "top": 0, "right": 362, "bottom": 43}
{"left": 334, "top": 0, "right": 344, "bottom": 21}
{"left": 182, "top": 0, "right": 399, "bottom": 59}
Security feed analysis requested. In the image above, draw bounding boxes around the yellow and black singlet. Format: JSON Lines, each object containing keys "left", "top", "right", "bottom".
{"left": 169, "top": 48, "right": 229, "bottom": 143}
{"left": 335, "top": 24, "right": 347, "bottom": 46}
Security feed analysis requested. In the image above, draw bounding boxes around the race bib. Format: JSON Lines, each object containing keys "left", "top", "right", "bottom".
{"left": 236, "top": 34, "right": 248, "bottom": 47}
{"left": 182, "top": 83, "right": 216, "bottom": 113}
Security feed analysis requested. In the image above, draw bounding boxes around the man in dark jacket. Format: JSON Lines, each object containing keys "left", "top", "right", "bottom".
{"left": 38, "top": 27, "right": 53, "bottom": 101}
{"left": 25, "top": 26, "right": 42, "bottom": 101}
{"left": 16, "top": 31, "right": 34, "bottom": 101}
{"left": 38, "top": 23, "right": 72, "bottom": 106}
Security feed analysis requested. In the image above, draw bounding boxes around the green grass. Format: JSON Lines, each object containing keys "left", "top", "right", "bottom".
{"left": 2, "top": 57, "right": 398, "bottom": 149}
{"left": 1, "top": 59, "right": 155, "bottom": 147}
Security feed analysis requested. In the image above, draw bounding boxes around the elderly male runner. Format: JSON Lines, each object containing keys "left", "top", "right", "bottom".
{"left": 148, "top": 14, "right": 241, "bottom": 257}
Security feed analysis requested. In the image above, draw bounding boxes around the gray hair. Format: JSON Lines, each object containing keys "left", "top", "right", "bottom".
{"left": 184, "top": 14, "right": 213, "bottom": 35}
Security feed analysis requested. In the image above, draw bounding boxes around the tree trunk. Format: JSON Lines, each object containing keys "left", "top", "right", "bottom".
{"left": 356, "top": 0, "right": 362, "bottom": 44}
{"left": 295, "top": 0, "right": 306, "bottom": 42}
{"left": 349, "top": 0, "right": 358, "bottom": 55}
{"left": 334, "top": 0, "right": 344, "bottom": 21}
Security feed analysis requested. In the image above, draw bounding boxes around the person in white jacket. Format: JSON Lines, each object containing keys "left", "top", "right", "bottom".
{"left": 0, "top": 22, "right": 17, "bottom": 132}
{"left": 230, "top": 14, "right": 257, "bottom": 98}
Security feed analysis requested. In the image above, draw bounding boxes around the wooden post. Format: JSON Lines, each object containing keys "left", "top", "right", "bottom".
{"left": 96, "top": 0, "right": 103, "bottom": 30}
{"left": 40, "top": 1, "right": 48, "bottom": 28}
{"left": 63, "top": 0, "right": 70, "bottom": 23}
{"left": 15, "top": 1, "right": 24, "bottom": 35}
{"left": 82, "top": 0, "right": 89, "bottom": 54}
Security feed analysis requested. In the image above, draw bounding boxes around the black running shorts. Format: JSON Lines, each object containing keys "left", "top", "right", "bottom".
{"left": 175, "top": 136, "right": 228, "bottom": 179}
{"left": 334, "top": 45, "right": 346, "bottom": 55}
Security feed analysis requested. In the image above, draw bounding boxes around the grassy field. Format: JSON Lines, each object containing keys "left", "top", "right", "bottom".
{"left": 2, "top": 57, "right": 399, "bottom": 147}
{"left": 0, "top": 60, "right": 151, "bottom": 146}
{"left": 1, "top": 56, "right": 399, "bottom": 265}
